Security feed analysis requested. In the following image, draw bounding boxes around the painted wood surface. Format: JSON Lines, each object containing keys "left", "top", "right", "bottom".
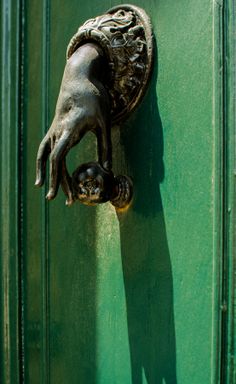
{"left": 1, "top": 0, "right": 235, "bottom": 383}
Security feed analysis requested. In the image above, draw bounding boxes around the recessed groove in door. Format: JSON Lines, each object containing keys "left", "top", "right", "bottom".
{"left": 0, "top": 1, "right": 21, "bottom": 382}
{"left": 19, "top": 0, "right": 26, "bottom": 382}
{"left": 41, "top": 0, "right": 50, "bottom": 382}
{"left": 220, "top": 0, "right": 236, "bottom": 382}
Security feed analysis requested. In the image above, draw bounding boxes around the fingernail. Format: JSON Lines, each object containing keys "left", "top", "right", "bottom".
{"left": 66, "top": 198, "right": 73, "bottom": 206}
{"left": 35, "top": 179, "right": 41, "bottom": 187}
{"left": 46, "top": 191, "right": 54, "bottom": 200}
{"left": 103, "top": 161, "right": 111, "bottom": 170}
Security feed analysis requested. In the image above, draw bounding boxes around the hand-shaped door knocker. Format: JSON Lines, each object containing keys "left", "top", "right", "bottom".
{"left": 35, "top": 5, "right": 153, "bottom": 209}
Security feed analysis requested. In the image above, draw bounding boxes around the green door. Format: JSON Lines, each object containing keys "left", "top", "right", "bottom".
{"left": 1, "top": 0, "right": 235, "bottom": 383}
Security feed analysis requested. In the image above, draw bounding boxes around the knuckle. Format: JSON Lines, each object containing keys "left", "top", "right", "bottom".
{"left": 50, "top": 148, "right": 61, "bottom": 166}
{"left": 37, "top": 138, "right": 48, "bottom": 156}
{"left": 50, "top": 152, "right": 58, "bottom": 163}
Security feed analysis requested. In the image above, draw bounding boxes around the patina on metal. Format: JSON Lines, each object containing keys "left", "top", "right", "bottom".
{"left": 35, "top": 5, "right": 153, "bottom": 209}
{"left": 72, "top": 162, "right": 133, "bottom": 210}
{"left": 67, "top": 4, "right": 154, "bottom": 124}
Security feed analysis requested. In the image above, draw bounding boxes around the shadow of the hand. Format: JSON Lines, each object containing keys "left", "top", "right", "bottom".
{"left": 113, "top": 53, "right": 178, "bottom": 383}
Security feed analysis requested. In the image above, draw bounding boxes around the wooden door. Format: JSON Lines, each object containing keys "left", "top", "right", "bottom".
{"left": 1, "top": 0, "right": 235, "bottom": 383}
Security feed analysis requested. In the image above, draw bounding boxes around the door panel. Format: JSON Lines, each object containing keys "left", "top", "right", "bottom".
{"left": 22, "top": 0, "right": 223, "bottom": 383}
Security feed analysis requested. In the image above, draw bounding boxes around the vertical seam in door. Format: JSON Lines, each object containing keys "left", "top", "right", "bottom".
{"left": 19, "top": 0, "right": 25, "bottom": 381}
{"left": 1, "top": 3, "right": 12, "bottom": 382}
{"left": 1, "top": 0, "right": 21, "bottom": 382}
{"left": 42, "top": 0, "right": 50, "bottom": 382}
{"left": 220, "top": 0, "right": 227, "bottom": 381}
{"left": 212, "top": 1, "right": 224, "bottom": 383}
{"left": 221, "top": 0, "right": 236, "bottom": 381}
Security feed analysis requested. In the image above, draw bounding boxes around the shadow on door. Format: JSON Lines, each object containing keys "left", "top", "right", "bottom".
{"left": 115, "top": 55, "right": 178, "bottom": 383}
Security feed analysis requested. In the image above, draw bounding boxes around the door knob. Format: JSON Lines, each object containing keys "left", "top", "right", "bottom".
{"left": 35, "top": 4, "right": 153, "bottom": 210}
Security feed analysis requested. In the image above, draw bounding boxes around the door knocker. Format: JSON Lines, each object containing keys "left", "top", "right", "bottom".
{"left": 35, "top": 4, "right": 154, "bottom": 209}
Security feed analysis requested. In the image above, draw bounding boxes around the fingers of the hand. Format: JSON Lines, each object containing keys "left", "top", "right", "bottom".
{"left": 62, "top": 179, "right": 74, "bottom": 206}
{"left": 35, "top": 137, "right": 50, "bottom": 187}
{"left": 61, "top": 160, "right": 74, "bottom": 206}
{"left": 96, "top": 129, "right": 112, "bottom": 170}
{"left": 46, "top": 133, "right": 70, "bottom": 200}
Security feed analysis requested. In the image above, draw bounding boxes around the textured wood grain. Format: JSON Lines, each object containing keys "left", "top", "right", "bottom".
{"left": 2, "top": 0, "right": 235, "bottom": 383}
